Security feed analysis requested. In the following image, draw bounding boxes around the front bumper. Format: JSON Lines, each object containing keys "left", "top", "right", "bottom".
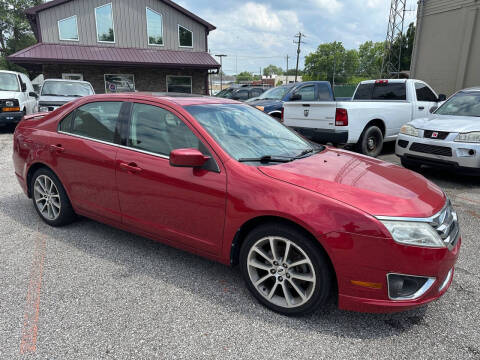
{"left": 395, "top": 133, "right": 480, "bottom": 172}
{"left": 290, "top": 127, "right": 348, "bottom": 144}
{"left": 0, "top": 111, "right": 24, "bottom": 125}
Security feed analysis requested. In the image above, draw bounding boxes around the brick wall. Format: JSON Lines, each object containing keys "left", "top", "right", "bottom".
{"left": 42, "top": 64, "right": 208, "bottom": 95}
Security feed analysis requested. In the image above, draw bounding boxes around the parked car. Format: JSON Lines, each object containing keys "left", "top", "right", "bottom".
{"left": 247, "top": 81, "right": 334, "bottom": 119}
{"left": 38, "top": 79, "right": 95, "bottom": 112}
{"left": 396, "top": 87, "right": 480, "bottom": 174}
{"left": 283, "top": 79, "right": 446, "bottom": 157}
{"left": 13, "top": 93, "right": 460, "bottom": 315}
{"left": 0, "top": 70, "right": 38, "bottom": 126}
{"left": 216, "top": 86, "right": 266, "bottom": 101}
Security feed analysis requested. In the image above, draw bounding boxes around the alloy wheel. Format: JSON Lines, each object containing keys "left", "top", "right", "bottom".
{"left": 247, "top": 236, "right": 316, "bottom": 308}
{"left": 33, "top": 175, "right": 61, "bottom": 221}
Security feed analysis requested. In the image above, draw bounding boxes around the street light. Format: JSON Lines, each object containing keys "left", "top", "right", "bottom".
{"left": 215, "top": 54, "right": 227, "bottom": 91}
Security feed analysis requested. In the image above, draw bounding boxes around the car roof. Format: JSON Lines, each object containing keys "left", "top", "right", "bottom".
{"left": 0, "top": 70, "right": 23, "bottom": 76}
{"left": 360, "top": 79, "right": 407, "bottom": 84}
{"left": 78, "top": 92, "right": 240, "bottom": 106}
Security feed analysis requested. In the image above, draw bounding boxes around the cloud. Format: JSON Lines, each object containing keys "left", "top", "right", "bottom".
{"left": 366, "top": 0, "right": 384, "bottom": 8}
{"left": 311, "top": 0, "right": 343, "bottom": 13}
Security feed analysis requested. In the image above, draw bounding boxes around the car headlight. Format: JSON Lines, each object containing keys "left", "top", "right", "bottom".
{"left": 455, "top": 132, "right": 480, "bottom": 143}
{"left": 400, "top": 124, "right": 419, "bottom": 137}
{"left": 39, "top": 106, "right": 49, "bottom": 112}
{"left": 5, "top": 101, "right": 14, "bottom": 107}
{"left": 380, "top": 220, "right": 445, "bottom": 248}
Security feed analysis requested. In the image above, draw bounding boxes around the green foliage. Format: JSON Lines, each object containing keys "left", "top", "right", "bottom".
{"left": 236, "top": 71, "right": 253, "bottom": 83}
{"left": 0, "top": 0, "right": 42, "bottom": 72}
{"left": 284, "top": 69, "right": 303, "bottom": 76}
{"left": 263, "top": 64, "right": 283, "bottom": 76}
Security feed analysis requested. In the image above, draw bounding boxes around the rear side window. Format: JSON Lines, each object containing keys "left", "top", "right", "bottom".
{"left": 294, "top": 85, "right": 315, "bottom": 101}
{"left": 63, "top": 102, "right": 122, "bottom": 142}
{"left": 235, "top": 90, "right": 249, "bottom": 100}
{"left": 415, "top": 83, "right": 437, "bottom": 102}
{"left": 251, "top": 88, "right": 263, "bottom": 98}
{"left": 372, "top": 83, "right": 406, "bottom": 101}
{"left": 353, "top": 83, "right": 374, "bottom": 100}
{"left": 318, "top": 83, "right": 332, "bottom": 101}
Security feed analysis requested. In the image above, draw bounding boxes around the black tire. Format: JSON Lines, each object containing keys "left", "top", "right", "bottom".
{"left": 30, "top": 167, "right": 76, "bottom": 227}
{"left": 401, "top": 157, "right": 421, "bottom": 171}
{"left": 240, "top": 223, "right": 332, "bottom": 316}
{"left": 358, "top": 125, "right": 384, "bottom": 157}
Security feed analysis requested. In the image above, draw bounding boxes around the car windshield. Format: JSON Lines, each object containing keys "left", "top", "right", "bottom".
{"left": 436, "top": 92, "right": 480, "bottom": 117}
{"left": 41, "top": 81, "right": 93, "bottom": 97}
{"left": 184, "top": 103, "right": 318, "bottom": 162}
{"left": 0, "top": 73, "right": 20, "bottom": 92}
{"left": 255, "top": 86, "right": 291, "bottom": 100}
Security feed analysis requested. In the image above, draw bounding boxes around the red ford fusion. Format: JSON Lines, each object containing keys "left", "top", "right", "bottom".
{"left": 13, "top": 93, "right": 460, "bottom": 315}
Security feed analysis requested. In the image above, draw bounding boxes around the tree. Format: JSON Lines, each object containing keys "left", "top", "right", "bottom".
{"left": 236, "top": 71, "right": 253, "bottom": 83}
{"left": 0, "top": 0, "right": 42, "bottom": 71}
{"left": 284, "top": 69, "right": 303, "bottom": 76}
{"left": 263, "top": 64, "right": 283, "bottom": 76}
{"left": 385, "top": 22, "right": 416, "bottom": 75}
{"left": 358, "top": 41, "right": 384, "bottom": 77}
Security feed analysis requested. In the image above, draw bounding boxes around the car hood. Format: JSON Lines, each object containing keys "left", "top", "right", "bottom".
{"left": 258, "top": 148, "right": 446, "bottom": 218}
{"left": 39, "top": 95, "right": 77, "bottom": 104}
{"left": 411, "top": 115, "right": 480, "bottom": 132}
{"left": 247, "top": 99, "right": 283, "bottom": 109}
{"left": 0, "top": 90, "right": 21, "bottom": 99}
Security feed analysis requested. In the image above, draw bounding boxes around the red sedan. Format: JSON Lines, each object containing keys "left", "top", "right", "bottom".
{"left": 13, "top": 93, "right": 460, "bottom": 315}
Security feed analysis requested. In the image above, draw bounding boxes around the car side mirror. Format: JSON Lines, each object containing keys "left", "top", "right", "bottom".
{"left": 21, "top": 83, "right": 27, "bottom": 92}
{"left": 170, "top": 148, "right": 210, "bottom": 168}
{"left": 290, "top": 94, "right": 302, "bottom": 101}
{"left": 437, "top": 94, "right": 447, "bottom": 102}
{"left": 29, "top": 92, "right": 38, "bottom": 99}
{"left": 429, "top": 106, "right": 438, "bottom": 114}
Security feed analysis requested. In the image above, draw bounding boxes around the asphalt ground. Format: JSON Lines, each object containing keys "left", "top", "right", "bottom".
{"left": 0, "top": 131, "right": 479, "bottom": 360}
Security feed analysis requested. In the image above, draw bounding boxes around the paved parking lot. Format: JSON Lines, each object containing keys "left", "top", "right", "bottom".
{"left": 0, "top": 131, "right": 479, "bottom": 360}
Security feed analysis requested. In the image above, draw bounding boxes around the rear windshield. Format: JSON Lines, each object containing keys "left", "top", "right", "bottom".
{"left": 41, "top": 81, "right": 94, "bottom": 97}
{"left": 354, "top": 82, "right": 406, "bottom": 101}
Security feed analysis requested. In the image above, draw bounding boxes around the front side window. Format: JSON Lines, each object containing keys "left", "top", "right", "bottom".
{"left": 0, "top": 73, "right": 20, "bottom": 92}
{"left": 129, "top": 103, "right": 202, "bottom": 156}
{"left": 256, "top": 86, "right": 292, "bottom": 100}
{"left": 293, "top": 85, "right": 315, "bottom": 101}
{"left": 178, "top": 25, "right": 193, "bottom": 47}
{"left": 61, "top": 102, "right": 122, "bottom": 143}
{"left": 95, "top": 3, "right": 115, "bottom": 43}
{"left": 146, "top": 7, "right": 163, "bottom": 46}
{"left": 167, "top": 76, "right": 192, "bottom": 94}
{"left": 436, "top": 92, "right": 480, "bottom": 117}
{"left": 58, "top": 15, "right": 79, "bottom": 41}
{"left": 235, "top": 90, "right": 249, "bottom": 100}
{"left": 415, "top": 83, "right": 437, "bottom": 102}
{"left": 185, "top": 104, "right": 314, "bottom": 161}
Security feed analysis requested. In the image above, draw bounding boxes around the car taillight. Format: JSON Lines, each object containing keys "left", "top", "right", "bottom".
{"left": 280, "top": 107, "right": 284, "bottom": 123}
{"left": 335, "top": 108, "right": 348, "bottom": 126}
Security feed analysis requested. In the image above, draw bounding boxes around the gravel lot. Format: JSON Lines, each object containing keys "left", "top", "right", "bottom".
{"left": 0, "top": 131, "right": 479, "bottom": 360}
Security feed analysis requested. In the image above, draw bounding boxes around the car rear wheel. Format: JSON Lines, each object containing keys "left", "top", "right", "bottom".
{"left": 358, "top": 125, "right": 383, "bottom": 157}
{"left": 31, "top": 168, "right": 75, "bottom": 227}
{"left": 240, "top": 223, "right": 332, "bottom": 316}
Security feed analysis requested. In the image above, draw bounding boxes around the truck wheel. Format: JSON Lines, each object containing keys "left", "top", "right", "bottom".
{"left": 358, "top": 126, "right": 383, "bottom": 157}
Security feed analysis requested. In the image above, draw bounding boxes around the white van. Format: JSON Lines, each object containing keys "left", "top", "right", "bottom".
{"left": 0, "top": 70, "right": 38, "bottom": 126}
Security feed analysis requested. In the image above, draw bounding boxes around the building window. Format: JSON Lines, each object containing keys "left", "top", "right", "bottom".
{"left": 95, "top": 3, "right": 115, "bottom": 43}
{"left": 178, "top": 25, "right": 193, "bottom": 48}
{"left": 58, "top": 15, "right": 79, "bottom": 41}
{"left": 167, "top": 76, "right": 192, "bottom": 93}
{"left": 62, "top": 73, "right": 83, "bottom": 81}
{"left": 146, "top": 7, "right": 163, "bottom": 46}
{"left": 104, "top": 74, "right": 135, "bottom": 93}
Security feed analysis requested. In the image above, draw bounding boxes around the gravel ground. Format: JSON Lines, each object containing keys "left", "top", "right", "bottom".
{"left": 0, "top": 132, "right": 479, "bottom": 360}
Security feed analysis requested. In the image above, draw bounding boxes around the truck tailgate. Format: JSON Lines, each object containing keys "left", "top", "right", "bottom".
{"left": 283, "top": 102, "right": 337, "bottom": 130}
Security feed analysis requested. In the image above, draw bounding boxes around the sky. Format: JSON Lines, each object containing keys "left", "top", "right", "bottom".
{"left": 175, "top": 0, "right": 418, "bottom": 75}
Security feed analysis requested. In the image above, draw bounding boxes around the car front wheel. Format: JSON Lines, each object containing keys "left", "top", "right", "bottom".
{"left": 240, "top": 223, "right": 332, "bottom": 316}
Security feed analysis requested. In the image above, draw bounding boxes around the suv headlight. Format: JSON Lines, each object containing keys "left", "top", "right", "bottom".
{"left": 380, "top": 220, "right": 445, "bottom": 248}
{"left": 400, "top": 124, "right": 419, "bottom": 137}
{"left": 455, "top": 132, "right": 480, "bottom": 143}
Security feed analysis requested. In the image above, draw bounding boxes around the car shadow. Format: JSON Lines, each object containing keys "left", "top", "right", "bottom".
{"left": 0, "top": 193, "right": 432, "bottom": 340}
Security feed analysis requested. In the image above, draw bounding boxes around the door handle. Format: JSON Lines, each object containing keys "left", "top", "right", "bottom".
{"left": 50, "top": 144, "right": 64, "bottom": 153}
{"left": 418, "top": 106, "right": 425, "bottom": 110}
{"left": 119, "top": 162, "right": 143, "bottom": 174}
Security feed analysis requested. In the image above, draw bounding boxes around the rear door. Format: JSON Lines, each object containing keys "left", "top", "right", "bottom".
{"left": 284, "top": 83, "right": 336, "bottom": 130}
{"left": 414, "top": 81, "right": 438, "bottom": 119}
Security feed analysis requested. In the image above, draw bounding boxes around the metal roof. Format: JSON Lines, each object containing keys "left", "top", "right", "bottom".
{"left": 7, "top": 43, "right": 220, "bottom": 69}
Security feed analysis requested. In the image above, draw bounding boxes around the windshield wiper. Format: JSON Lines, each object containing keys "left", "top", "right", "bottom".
{"left": 238, "top": 155, "right": 293, "bottom": 164}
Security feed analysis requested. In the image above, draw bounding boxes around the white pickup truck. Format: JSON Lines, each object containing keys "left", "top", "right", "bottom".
{"left": 283, "top": 79, "right": 446, "bottom": 157}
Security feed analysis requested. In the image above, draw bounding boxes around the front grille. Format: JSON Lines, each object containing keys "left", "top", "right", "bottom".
{"left": 430, "top": 200, "right": 460, "bottom": 250}
{"left": 424, "top": 130, "right": 449, "bottom": 140}
{"left": 410, "top": 143, "right": 452, "bottom": 157}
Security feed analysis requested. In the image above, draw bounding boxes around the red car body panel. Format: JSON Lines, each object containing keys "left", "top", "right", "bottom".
{"left": 12, "top": 93, "right": 460, "bottom": 313}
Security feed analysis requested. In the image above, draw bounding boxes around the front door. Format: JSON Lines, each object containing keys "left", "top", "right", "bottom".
{"left": 115, "top": 102, "right": 227, "bottom": 254}
{"left": 414, "top": 82, "right": 438, "bottom": 119}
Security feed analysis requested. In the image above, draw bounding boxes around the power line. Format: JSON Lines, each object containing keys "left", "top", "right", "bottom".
{"left": 293, "top": 32, "right": 306, "bottom": 83}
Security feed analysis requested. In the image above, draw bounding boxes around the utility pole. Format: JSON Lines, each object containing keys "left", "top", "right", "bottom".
{"left": 286, "top": 55, "right": 289, "bottom": 84}
{"left": 381, "top": 0, "right": 408, "bottom": 78}
{"left": 215, "top": 54, "right": 227, "bottom": 90}
{"left": 293, "top": 32, "right": 305, "bottom": 83}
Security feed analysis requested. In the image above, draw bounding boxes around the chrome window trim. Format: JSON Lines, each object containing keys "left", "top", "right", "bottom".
{"left": 387, "top": 273, "right": 436, "bottom": 301}
{"left": 439, "top": 269, "right": 453, "bottom": 293}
